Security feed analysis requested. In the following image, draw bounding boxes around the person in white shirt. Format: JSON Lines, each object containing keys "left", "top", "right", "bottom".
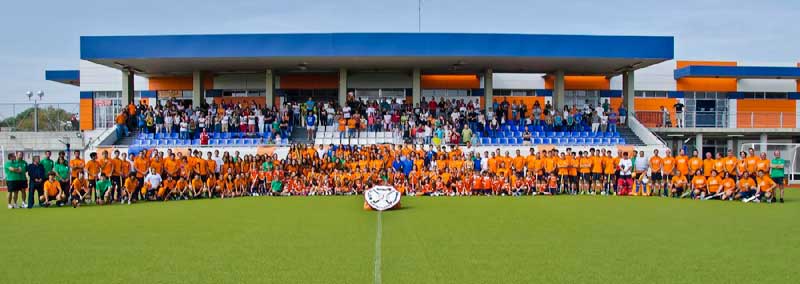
{"left": 143, "top": 168, "right": 163, "bottom": 200}
{"left": 618, "top": 152, "right": 633, "bottom": 195}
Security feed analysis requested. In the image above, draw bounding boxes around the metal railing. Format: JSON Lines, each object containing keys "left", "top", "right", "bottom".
{"left": 637, "top": 110, "right": 799, "bottom": 128}
{"left": 0, "top": 103, "right": 80, "bottom": 132}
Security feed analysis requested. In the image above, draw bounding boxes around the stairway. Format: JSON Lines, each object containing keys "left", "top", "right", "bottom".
{"left": 289, "top": 127, "right": 312, "bottom": 144}
{"left": 111, "top": 130, "right": 140, "bottom": 146}
{"left": 618, "top": 126, "right": 645, "bottom": 146}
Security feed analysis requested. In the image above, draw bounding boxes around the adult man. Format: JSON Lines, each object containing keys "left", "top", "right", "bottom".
{"left": 5, "top": 153, "right": 26, "bottom": 209}
{"left": 143, "top": 167, "right": 163, "bottom": 201}
{"left": 26, "top": 156, "right": 46, "bottom": 208}
{"left": 770, "top": 151, "right": 786, "bottom": 203}
{"left": 617, "top": 152, "right": 633, "bottom": 195}
{"left": 673, "top": 100, "right": 685, "bottom": 128}
{"left": 649, "top": 149, "right": 663, "bottom": 196}
{"left": 41, "top": 173, "right": 65, "bottom": 207}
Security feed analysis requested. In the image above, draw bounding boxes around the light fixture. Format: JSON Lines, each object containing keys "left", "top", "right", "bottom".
{"left": 297, "top": 62, "right": 308, "bottom": 71}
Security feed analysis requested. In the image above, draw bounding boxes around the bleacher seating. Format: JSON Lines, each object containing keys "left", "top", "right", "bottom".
{"left": 131, "top": 131, "right": 288, "bottom": 147}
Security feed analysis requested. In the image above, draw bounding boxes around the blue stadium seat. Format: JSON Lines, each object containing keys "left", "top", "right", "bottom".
{"left": 221, "top": 133, "right": 231, "bottom": 139}
{"left": 480, "top": 138, "right": 490, "bottom": 145}
{"left": 533, "top": 138, "right": 542, "bottom": 144}
{"left": 542, "top": 138, "right": 551, "bottom": 144}
{"left": 490, "top": 138, "right": 499, "bottom": 145}
{"left": 502, "top": 125, "right": 511, "bottom": 131}
{"left": 545, "top": 132, "right": 555, "bottom": 138}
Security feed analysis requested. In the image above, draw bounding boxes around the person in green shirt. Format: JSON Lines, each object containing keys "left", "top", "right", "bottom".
{"left": 95, "top": 173, "right": 112, "bottom": 205}
{"left": 41, "top": 150, "right": 55, "bottom": 175}
{"left": 270, "top": 178, "right": 283, "bottom": 195}
{"left": 770, "top": 151, "right": 786, "bottom": 203}
{"left": 54, "top": 156, "right": 71, "bottom": 194}
{"left": 261, "top": 160, "right": 273, "bottom": 172}
{"left": 5, "top": 152, "right": 27, "bottom": 209}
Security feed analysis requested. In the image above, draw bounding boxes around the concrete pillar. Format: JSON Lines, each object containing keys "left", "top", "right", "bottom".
{"left": 122, "top": 70, "right": 134, "bottom": 106}
{"left": 727, "top": 139, "right": 734, "bottom": 153}
{"left": 265, "top": 69, "right": 274, "bottom": 108}
{"left": 338, "top": 68, "right": 348, "bottom": 108}
{"left": 695, "top": 133, "right": 703, "bottom": 154}
{"left": 412, "top": 68, "right": 421, "bottom": 107}
{"left": 672, "top": 138, "right": 680, "bottom": 153}
{"left": 622, "top": 70, "right": 635, "bottom": 123}
{"left": 192, "top": 71, "right": 205, "bottom": 108}
{"left": 484, "top": 68, "right": 493, "bottom": 113}
{"left": 553, "top": 70, "right": 565, "bottom": 110}
{"left": 760, "top": 133, "right": 768, "bottom": 154}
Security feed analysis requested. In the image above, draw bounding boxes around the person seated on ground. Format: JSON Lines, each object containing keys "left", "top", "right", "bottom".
{"left": 41, "top": 173, "right": 65, "bottom": 207}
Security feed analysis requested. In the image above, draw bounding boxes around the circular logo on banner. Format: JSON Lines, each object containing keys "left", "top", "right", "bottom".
{"left": 365, "top": 186, "right": 401, "bottom": 211}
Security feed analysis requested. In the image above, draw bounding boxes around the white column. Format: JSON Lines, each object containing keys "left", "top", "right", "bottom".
{"left": 122, "top": 70, "right": 134, "bottom": 106}
{"left": 553, "top": 70, "right": 565, "bottom": 110}
{"left": 265, "top": 69, "right": 274, "bottom": 108}
{"left": 696, "top": 133, "right": 703, "bottom": 154}
{"left": 760, "top": 133, "right": 768, "bottom": 154}
{"left": 192, "top": 71, "right": 205, "bottom": 108}
{"left": 622, "top": 70, "right": 635, "bottom": 122}
{"left": 796, "top": 100, "right": 800, "bottom": 128}
{"left": 412, "top": 68, "right": 421, "bottom": 107}
{"left": 727, "top": 99, "right": 737, "bottom": 128}
{"left": 484, "top": 68, "right": 493, "bottom": 113}
{"left": 338, "top": 68, "right": 348, "bottom": 107}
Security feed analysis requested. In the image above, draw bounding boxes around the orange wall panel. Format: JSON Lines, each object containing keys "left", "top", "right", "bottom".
{"left": 148, "top": 76, "right": 213, "bottom": 91}
{"left": 79, "top": 98, "right": 94, "bottom": 130}
{"left": 421, "top": 75, "right": 480, "bottom": 89}
{"left": 280, "top": 74, "right": 339, "bottom": 89}
{"left": 544, "top": 76, "right": 610, "bottom": 90}
{"left": 736, "top": 99, "right": 796, "bottom": 128}
{"left": 675, "top": 60, "right": 738, "bottom": 92}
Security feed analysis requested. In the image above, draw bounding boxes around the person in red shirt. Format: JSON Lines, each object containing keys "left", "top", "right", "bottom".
{"left": 199, "top": 128, "right": 210, "bottom": 145}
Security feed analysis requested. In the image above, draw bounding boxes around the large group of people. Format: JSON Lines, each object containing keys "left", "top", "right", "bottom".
{"left": 112, "top": 93, "right": 625, "bottom": 147}
{"left": 4, "top": 143, "right": 787, "bottom": 209}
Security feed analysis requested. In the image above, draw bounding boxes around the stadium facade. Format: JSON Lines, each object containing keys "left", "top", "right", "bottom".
{"left": 45, "top": 33, "right": 800, "bottom": 155}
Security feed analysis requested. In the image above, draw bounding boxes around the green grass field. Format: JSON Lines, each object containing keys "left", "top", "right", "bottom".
{"left": 1, "top": 190, "right": 799, "bottom": 284}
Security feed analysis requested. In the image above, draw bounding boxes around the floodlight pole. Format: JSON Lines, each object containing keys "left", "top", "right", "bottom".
{"left": 418, "top": 0, "right": 422, "bottom": 32}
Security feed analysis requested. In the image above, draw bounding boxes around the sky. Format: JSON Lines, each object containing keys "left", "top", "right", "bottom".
{"left": 0, "top": 0, "right": 797, "bottom": 105}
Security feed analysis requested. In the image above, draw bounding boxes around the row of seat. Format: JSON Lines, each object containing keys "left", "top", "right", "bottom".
{"left": 138, "top": 132, "right": 276, "bottom": 140}
{"left": 315, "top": 137, "right": 401, "bottom": 145}
{"left": 132, "top": 138, "right": 288, "bottom": 147}
{"left": 478, "top": 137, "right": 625, "bottom": 146}
{"left": 475, "top": 131, "right": 620, "bottom": 139}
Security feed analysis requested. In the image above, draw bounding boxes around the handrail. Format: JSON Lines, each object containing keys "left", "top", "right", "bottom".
{"left": 627, "top": 115, "right": 667, "bottom": 147}
{"left": 637, "top": 110, "right": 798, "bottom": 128}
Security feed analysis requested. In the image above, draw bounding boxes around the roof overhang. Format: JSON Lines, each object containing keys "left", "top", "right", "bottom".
{"left": 45, "top": 70, "right": 80, "bottom": 86}
{"left": 80, "top": 33, "right": 674, "bottom": 77}
{"left": 674, "top": 65, "right": 800, "bottom": 80}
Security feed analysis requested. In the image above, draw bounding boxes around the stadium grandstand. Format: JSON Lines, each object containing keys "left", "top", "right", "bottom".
{"left": 44, "top": 32, "right": 798, "bottom": 184}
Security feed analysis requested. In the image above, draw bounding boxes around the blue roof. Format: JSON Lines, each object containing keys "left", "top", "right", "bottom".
{"left": 45, "top": 70, "right": 80, "bottom": 86}
{"left": 81, "top": 33, "right": 673, "bottom": 60}
{"left": 674, "top": 65, "right": 800, "bottom": 80}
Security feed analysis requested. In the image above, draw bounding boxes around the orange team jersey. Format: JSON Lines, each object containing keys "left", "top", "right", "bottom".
{"left": 526, "top": 156, "right": 537, "bottom": 172}
{"left": 757, "top": 176, "right": 775, "bottom": 193}
{"left": 671, "top": 175, "right": 687, "bottom": 188}
{"left": 487, "top": 158, "right": 498, "bottom": 173}
{"left": 556, "top": 158, "right": 569, "bottom": 175}
{"left": 713, "top": 159, "right": 724, "bottom": 174}
{"left": 69, "top": 158, "right": 85, "bottom": 178}
{"left": 724, "top": 157, "right": 737, "bottom": 174}
{"left": 512, "top": 156, "right": 525, "bottom": 171}
{"left": 706, "top": 176, "right": 721, "bottom": 193}
{"left": 745, "top": 157, "right": 759, "bottom": 174}
{"left": 649, "top": 156, "right": 663, "bottom": 173}
{"left": 675, "top": 155, "right": 689, "bottom": 176}
{"left": 691, "top": 175, "right": 706, "bottom": 189}
{"left": 532, "top": 158, "right": 543, "bottom": 174}
{"left": 755, "top": 159, "right": 770, "bottom": 174}
{"left": 111, "top": 158, "right": 123, "bottom": 176}
{"left": 71, "top": 178, "right": 87, "bottom": 194}
{"left": 568, "top": 157, "right": 579, "bottom": 176}
{"left": 496, "top": 168, "right": 508, "bottom": 178}
{"left": 120, "top": 161, "right": 131, "bottom": 177}
{"left": 124, "top": 178, "right": 139, "bottom": 194}
{"left": 100, "top": 158, "right": 113, "bottom": 177}
{"left": 603, "top": 157, "right": 616, "bottom": 175}
{"left": 44, "top": 180, "right": 61, "bottom": 196}
{"left": 175, "top": 179, "right": 188, "bottom": 191}
{"left": 547, "top": 176, "right": 558, "bottom": 188}
{"left": 85, "top": 160, "right": 100, "bottom": 180}
{"left": 481, "top": 177, "right": 492, "bottom": 190}
{"left": 579, "top": 158, "right": 592, "bottom": 174}
{"left": 590, "top": 156, "right": 603, "bottom": 174}
{"left": 661, "top": 157, "right": 675, "bottom": 176}
{"left": 688, "top": 157, "right": 702, "bottom": 174}
{"left": 702, "top": 159, "right": 714, "bottom": 176}
{"left": 544, "top": 157, "right": 556, "bottom": 174}
{"left": 738, "top": 178, "right": 755, "bottom": 191}
{"left": 721, "top": 178, "right": 735, "bottom": 192}
{"left": 337, "top": 119, "right": 346, "bottom": 131}
{"left": 134, "top": 157, "right": 149, "bottom": 178}
{"left": 150, "top": 159, "right": 164, "bottom": 175}
{"left": 198, "top": 159, "right": 209, "bottom": 176}
{"left": 165, "top": 158, "right": 179, "bottom": 176}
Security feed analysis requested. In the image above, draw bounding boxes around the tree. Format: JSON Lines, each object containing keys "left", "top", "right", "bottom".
{"left": 0, "top": 106, "right": 78, "bottom": 131}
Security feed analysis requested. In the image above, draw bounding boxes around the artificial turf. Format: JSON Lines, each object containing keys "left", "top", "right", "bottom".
{"left": 1, "top": 190, "right": 798, "bottom": 284}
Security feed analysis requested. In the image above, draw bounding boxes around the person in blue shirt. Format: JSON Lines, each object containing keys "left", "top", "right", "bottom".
{"left": 26, "top": 156, "right": 45, "bottom": 208}
{"left": 618, "top": 104, "right": 627, "bottom": 126}
{"left": 401, "top": 156, "right": 413, "bottom": 176}
{"left": 306, "top": 112, "right": 317, "bottom": 140}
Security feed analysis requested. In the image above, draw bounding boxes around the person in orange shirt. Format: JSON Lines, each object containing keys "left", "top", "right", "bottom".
{"left": 688, "top": 170, "right": 706, "bottom": 199}
{"left": 546, "top": 174, "right": 558, "bottom": 195}
{"left": 752, "top": 170, "right": 777, "bottom": 203}
{"left": 512, "top": 150, "right": 525, "bottom": 177}
{"left": 556, "top": 152, "right": 569, "bottom": 194}
{"left": 649, "top": 149, "right": 664, "bottom": 196}
{"left": 734, "top": 172, "right": 757, "bottom": 201}
{"left": 669, "top": 173, "right": 688, "bottom": 198}
{"left": 675, "top": 149, "right": 689, "bottom": 178}
{"left": 702, "top": 152, "right": 715, "bottom": 177}
{"left": 687, "top": 150, "right": 702, "bottom": 181}
{"left": 158, "top": 175, "right": 175, "bottom": 201}
{"left": 713, "top": 153, "right": 725, "bottom": 175}
{"left": 744, "top": 151, "right": 759, "bottom": 175}
{"left": 755, "top": 152, "right": 770, "bottom": 174}
{"left": 578, "top": 152, "right": 592, "bottom": 194}
{"left": 603, "top": 150, "right": 616, "bottom": 195}
{"left": 703, "top": 170, "right": 722, "bottom": 200}
{"left": 70, "top": 171, "right": 90, "bottom": 207}
{"left": 41, "top": 173, "right": 65, "bottom": 207}
{"left": 719, "top": 172, "right": 736, "bottom": 201}
{"left": 589, "top": 150, "right": 603, "bottom": 194}
{"left": 85, "top": 152, "right": 101, "bottom": 200}
{"left": 122, "top": 175, "right": 139, "bottom": 204}
{"left": 174, "top": 176, "right": 189, "bottom": 200}
{"left": 723, "top": 150, "right": 738, "bottom": 178}
{"left": 567, "top": 152, "right": 579, "bottom": 194}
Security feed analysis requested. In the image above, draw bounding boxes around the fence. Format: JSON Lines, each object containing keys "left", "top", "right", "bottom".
{"left": 0, "top": 103, "right": 80, "bottom": 132}
{"left": 637, "top": 110, "right": 799, "bottom": 128}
